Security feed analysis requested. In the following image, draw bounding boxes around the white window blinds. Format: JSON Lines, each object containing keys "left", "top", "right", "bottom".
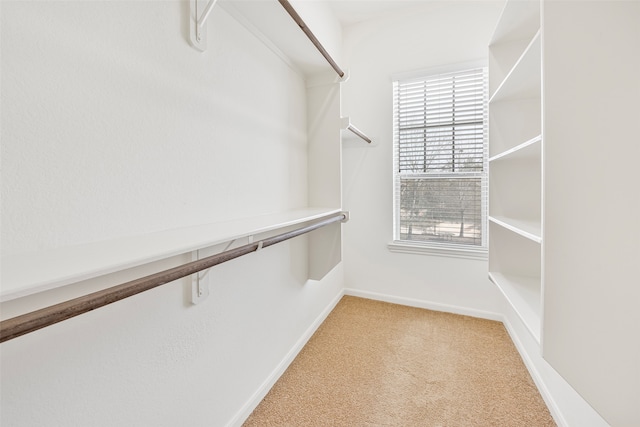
{"left": 393, "top": 68, "right": 488, "bottom": 248}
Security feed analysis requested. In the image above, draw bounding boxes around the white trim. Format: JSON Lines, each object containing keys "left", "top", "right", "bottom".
{"left": 343, "top": 288, "right": 502, "bottom": 322}
{"left": 387, "top": 241, "right": 488, "bottom": 261}
{"left": 226, "top": 289, "right": 345, "bottom": 427}
{"left": 391, "top": 59, "right": 487, "bottom": 82}
{"left": 501, "top": 314, "right": 567, "bottom": 427}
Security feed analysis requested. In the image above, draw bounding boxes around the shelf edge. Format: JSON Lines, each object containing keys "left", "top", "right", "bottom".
{"left": 488, "top": 29, "right": 541, "bottom": 104}
{"left": 489, "top": 134, "right": 541, "bottom": 162}
{"left": 489, "top": 216, "right": 542, "bottom": 243}
{"left": 1, "top": 208, "right": 342, "bottom": 302}
{"left": 489, "top": 0, "right": 540, "bottom": 46}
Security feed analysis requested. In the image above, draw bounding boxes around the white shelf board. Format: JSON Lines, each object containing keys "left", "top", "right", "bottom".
{"left": 489, "top": 215, "right": 542, "bottom": 243}
{"left": 489, "top": 0, "right": 540, "bottom": 46}
{"left": 488, "top": 271, "right": 541, "bottom": 342}
{"left": 0, "top": 208, "right": 342, "bottom": 302}
{"left": 489, "top": 38, "right": 532, "bottom": 98}
{"left": 489, "top": 135, "right": 541, "bottom": 162}
{"left": 489, "top": 30, "right": 541, "bottom": 103}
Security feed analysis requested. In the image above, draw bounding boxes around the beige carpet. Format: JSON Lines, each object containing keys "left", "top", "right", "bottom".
{"left": 244, "top": 296, "right": 555, "bottom": 426}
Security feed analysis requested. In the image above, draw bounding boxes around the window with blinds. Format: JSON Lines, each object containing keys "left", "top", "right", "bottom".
{"left": 393, "top": 67, "right": 488, "bottom": 249}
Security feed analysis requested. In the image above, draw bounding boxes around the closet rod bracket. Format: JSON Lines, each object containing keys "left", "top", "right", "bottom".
{"left": 189, "top": 0, "right": 220, "bottom": 52}
{"left": 340, "top": 117, "right": 373, "bottom": 144}
{"left": 191, "top": 250, "right": 211, "bottom": 304}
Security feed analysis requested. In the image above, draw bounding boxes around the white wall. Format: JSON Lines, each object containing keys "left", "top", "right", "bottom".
{"left": 542, "top": 1, "right": 640, "bottom": 425}
{"left": 340, "top": 1, "right": 504, "bottom": 316}
{"left": 0, "top": 1, "right": 342, "bottom": 425}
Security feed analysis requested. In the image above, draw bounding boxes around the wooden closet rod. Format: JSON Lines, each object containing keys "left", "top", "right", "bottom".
{"left": 0, "top": 212, "right": 347, "bottom": 343}
{"left": 277, "top": 0, "right": 345, "bottom": 78}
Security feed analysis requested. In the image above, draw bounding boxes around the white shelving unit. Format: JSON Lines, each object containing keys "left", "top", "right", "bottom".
{"left": 488, "top": 0, "right": 542, "bottom": 343}
{"left": 488, "top": 2, "right": 639, "bottom": 423}
{"left": 2, "top": 1, "right": 358, "bottom": 305}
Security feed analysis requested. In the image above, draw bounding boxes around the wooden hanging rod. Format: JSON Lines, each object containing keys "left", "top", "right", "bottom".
{"left": 0, "top": 212, "right": 347, "bottom": 343}
{"left": 277, "top": 0, "right": 345, "bottom": 78}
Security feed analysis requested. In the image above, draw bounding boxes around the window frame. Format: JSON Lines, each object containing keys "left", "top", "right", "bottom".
{"left": 389, "top": 62, "right": 488, "bottom": 260}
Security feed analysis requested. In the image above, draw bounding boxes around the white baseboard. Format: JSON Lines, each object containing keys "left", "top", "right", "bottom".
{"left": 500, "top": 307, "right": 609, "bottom": 427}
{"left": 226, "top": 289, "right": 345, "bottom": 427}
{"left": 343, "top": 288, "right": 503, "bottom": 322}
{"left": 501, "top": 313, "right": 568, "bottom": 427}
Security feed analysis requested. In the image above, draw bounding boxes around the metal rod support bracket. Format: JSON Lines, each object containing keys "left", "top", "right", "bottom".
{"left": 191, "top": 250, "right": 210, "bottom": 304}
{"left": 190, "top": 0, "right": 220, "bottom": 52}
{"left": 340, "top": 117, "right": 373, "bottom": 144}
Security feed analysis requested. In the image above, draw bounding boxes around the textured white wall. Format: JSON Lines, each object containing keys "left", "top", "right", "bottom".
{"left": 340, "top": 2, "right": 504, "bottom": 315}
{"left": 0, "top": 1, "right": 343, "bottom": 425}
{"left": 1, "top": 1, "right": 309, "bottom": 256}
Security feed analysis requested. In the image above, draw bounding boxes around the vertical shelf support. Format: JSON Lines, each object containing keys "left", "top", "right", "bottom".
{"left": 191, "top": 250, "right": 211, "bottom": 304}
{"left": 189, "top": 0, "right": 220, "bottom": 52}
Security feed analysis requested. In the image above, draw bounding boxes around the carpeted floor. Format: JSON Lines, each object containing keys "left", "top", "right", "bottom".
{"left": 244, "top": 296, "right": 556, "bottom": 426}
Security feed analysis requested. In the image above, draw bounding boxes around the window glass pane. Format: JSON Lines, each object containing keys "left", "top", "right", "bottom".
{"left": 399, "top": 177, "right": 482, "bottom": 246}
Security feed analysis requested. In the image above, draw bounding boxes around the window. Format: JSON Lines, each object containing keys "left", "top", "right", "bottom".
{"left": 391, "top": 67, "right": 488, "bottom": 257}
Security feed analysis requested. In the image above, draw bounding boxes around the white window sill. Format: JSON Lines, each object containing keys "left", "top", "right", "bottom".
{"left": 387, "top": 240, "right": 488, "bottom": 261}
